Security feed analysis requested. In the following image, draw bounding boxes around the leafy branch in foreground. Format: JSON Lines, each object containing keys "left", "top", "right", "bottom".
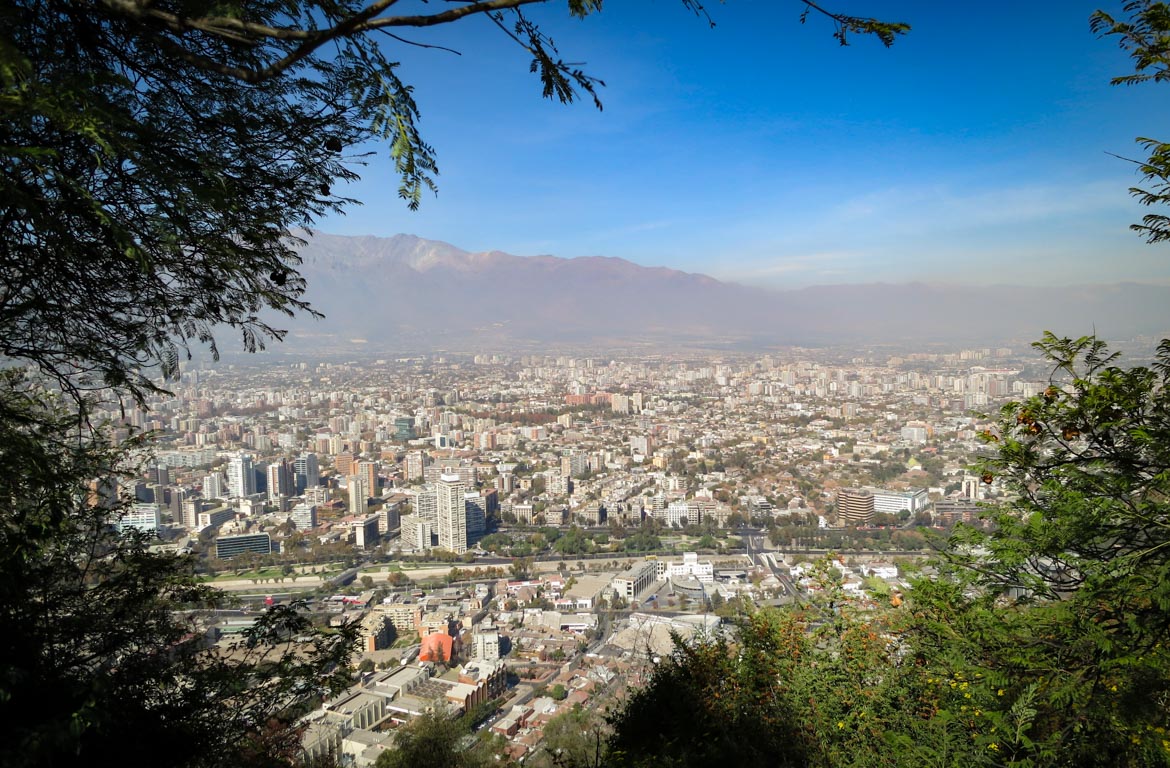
{"left": 923, "top": 333, "right": 1170, "bottom": 766}
{"left": 0, "top": 378, "right": 356, "bottom": 768}
{"left": 1093, "top": 1, "right": 1170, "bottom": 243}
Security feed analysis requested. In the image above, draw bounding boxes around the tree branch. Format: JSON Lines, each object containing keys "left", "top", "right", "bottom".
{"left": 99, "top": 0, "right": 552, "bottom": 82}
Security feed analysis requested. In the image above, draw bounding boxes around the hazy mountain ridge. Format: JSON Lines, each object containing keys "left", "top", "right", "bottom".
{"left": 286, "top": 232, "right": 1170, "bottom": 349}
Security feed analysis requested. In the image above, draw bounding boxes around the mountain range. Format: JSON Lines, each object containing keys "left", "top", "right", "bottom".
{"left": 282, "top": 231, "right": 1170, "bottom": 351}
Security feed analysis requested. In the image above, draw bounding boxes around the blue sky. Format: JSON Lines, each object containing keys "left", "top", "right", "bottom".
{"left": 319, "top": 1, "right": 1170, "bottom": 288}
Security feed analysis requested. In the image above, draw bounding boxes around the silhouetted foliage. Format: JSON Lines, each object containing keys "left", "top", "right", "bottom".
{"left": 0, "top": 383, "right": 356, "bottom": 768}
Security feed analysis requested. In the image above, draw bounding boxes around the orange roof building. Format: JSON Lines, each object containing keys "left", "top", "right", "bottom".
{"left": 418, "top": 632, "right": 454, "bottom": 663}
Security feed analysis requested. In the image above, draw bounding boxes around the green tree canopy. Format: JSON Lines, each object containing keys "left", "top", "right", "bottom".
{"left": 536, "top": 705, "right": 610, "bottom": 768}
{"left": 375, "top": 711, "right": 495, "bottom": 768}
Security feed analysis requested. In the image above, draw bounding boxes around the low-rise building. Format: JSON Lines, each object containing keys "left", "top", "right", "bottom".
{"left": 612, "top": 561, "right": 657, "bottom": 601}
{"left": 660, "top": 552, "right": 714, "bottom": 583}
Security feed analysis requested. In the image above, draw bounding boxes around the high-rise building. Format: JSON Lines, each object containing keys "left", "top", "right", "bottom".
{"left": 354, "top": 514, "right": 380, "bottom": 548}
{"left": 87, "top": 476, "right": 119, "bottom": 510}
{"left": 561, "top": 452, "right": 588, "bottom": 478}
{"left": 399, "top": 514, "right": 432, "bottom": 551}
{"left": 181, "top": 498, "right": 204, "bottom": 529}
{"left": 335, "top": 451, "right": 355, "bottom": 477}
{"left": 837, "top": 488, "right": 874, "bottom": 526}
{"left": 267, "top": 459, "right": 293, "bottom": 502}
{"left": 414, "top": 485, "right": 438, "bottom": 530}
{"left": 437, "top": 473, "right": 467, "bottom": 554}
{"left": 379, "top": 498, "right": 403, "bottom": 534}
{"left": 168, "top": 486, "right": 185, "bottom": 520}
{"left": 226, "top": 452, "right": 255, "bottom": 499}
{"left": 293, "top": 452, "right": 319, "bottom": 493}
{"left": 464, "top": 491, "right": 486, "bottom": 545}
{"left": 961, "top": 475, "right": 981, "bottom": 500}
{"left": 203, "top": 472, "right": 226, "bottom": 501}
{"left": 358, "top": 460, "right": 378, "bottom": 497}
{"left": 404, "top": 450, "right": 427, "bottom": 481}
{"left": 481, "top": 487, "right": 499, "bottom": 519}
{"left": 348, "top": 472, "right": 369, "bottom": 513}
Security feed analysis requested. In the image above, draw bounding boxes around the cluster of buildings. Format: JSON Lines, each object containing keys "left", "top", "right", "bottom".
{"left": 300, "top": 660, "right": 508, "bottom": 767}
{"left": 89, "top": 344, "right": 1057, "bottom": 568}
{"left": 277, "top": 540, "right": 909, "bottom": 765}
{"left": 87, "top": 342, "right": 1094, "bottom": 765}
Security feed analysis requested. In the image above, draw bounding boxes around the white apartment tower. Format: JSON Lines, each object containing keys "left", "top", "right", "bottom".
{"left": 414, "top": 485, "right": 438, "bottom": 531}
{"left": 226, "top": 452, "right": 255, "bottom": 499}
{"left": 437, "top": 473, "right": 467, "bottom": 554}
{"left": 348, "top": 472, "right": 370, "bottom": 513}
{"left": 203, "top": 472, "right": 226, "bottom": 501}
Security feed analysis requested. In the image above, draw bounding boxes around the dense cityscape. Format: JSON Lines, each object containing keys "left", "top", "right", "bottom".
{"left": 9, "top": 0, "right": 1170, "bottom": 765}
{"left": 87, "top": 341, "right": 1106, "bottom": 766}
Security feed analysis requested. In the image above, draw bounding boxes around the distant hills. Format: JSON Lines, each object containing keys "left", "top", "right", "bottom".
{"left": 283, "top": 231, "right": 1170, "bottom": 351}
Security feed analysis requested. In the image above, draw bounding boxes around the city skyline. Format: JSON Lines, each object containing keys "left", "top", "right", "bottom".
{"left": 315, "top": 2, "right": 1170, "bottom": 289}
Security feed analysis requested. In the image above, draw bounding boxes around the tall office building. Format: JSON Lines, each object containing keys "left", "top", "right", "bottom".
{"left": 267, "top": 459, "right": 293, "bottom": 502}
{"left": 437, "top": 473, "right": 467, "bottom": 554}
{"left": 354, "top": 514, "right": 380, "bottom": 548}
{"left": 226, "top": 452, "right": 255, "bottom": 499}
{"left": 215, "top": 533, "right": 272, "bottom": 559}
{"left": 961, "top": 475, "right": 981, "bottom": 500}
{"left": 464, "top": 491, "right": 486, "bottom": 545}
{"left": 152, "top": 465, "right": 171, "bottom": 486}
{"left": 293, "top": 452, "right": 320, "bottom": 493}
{"left": 88, "top": 476, "right": 119, "bottom": 510}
